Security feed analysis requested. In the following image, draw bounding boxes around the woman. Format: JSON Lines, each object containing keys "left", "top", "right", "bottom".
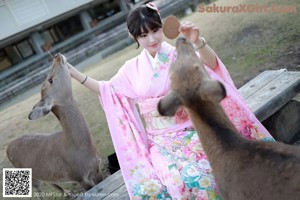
{"left": 69, "top": 2, "right": 274, "bottom": 199}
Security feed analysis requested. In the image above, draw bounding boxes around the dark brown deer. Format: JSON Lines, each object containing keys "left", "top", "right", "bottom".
{"left": 6, "top": 53, "right": 102, "bottom": 196}
{"left": 158, "top": 37, "right": 300, "bottom": 200}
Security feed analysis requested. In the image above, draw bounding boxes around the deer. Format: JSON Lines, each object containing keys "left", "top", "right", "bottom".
{"left": 6, "top": 53, "right": 102, "bottom": 197}
{"left": 158, "top": 37, "right": 300, "bottom": 200}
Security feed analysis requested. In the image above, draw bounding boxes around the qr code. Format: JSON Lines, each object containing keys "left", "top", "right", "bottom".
{"left": 3, "top": 168, "right": 32, "bottom": 197}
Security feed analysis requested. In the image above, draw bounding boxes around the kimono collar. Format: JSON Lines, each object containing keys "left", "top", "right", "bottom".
{"left": 145, "top": 49, "right": 157, "bottom": 69}
{"left": 143, "top": 42, "right": 174, "bottom": 73}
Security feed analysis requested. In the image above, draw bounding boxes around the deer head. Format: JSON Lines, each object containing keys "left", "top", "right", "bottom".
{"left": 158, "top": 37, "right": 226, "bottom": 116}
{"left": 29, "top": 53, "right": 72, "bottom": 120}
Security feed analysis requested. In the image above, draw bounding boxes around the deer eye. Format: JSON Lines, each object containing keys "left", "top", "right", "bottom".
{"left": 48, "top": 78, "right": 53, "bottom": 84}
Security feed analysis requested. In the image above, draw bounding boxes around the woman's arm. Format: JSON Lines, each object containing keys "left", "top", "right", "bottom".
{"left": 193, "top": 37, "right": 217, "bottom": 70}
{"left": 68, "top": 64, "right": 100, "bottom": 95}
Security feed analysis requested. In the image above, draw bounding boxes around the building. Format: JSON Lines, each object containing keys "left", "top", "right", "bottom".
{"left": 0, "top": 0, "right": 199, "bottom": 105}
{"left": 0, "top": 0, "right": 131, "bottom": 83}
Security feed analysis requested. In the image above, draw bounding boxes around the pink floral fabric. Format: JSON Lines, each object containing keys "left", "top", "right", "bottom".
{"left": 98, "top": 42, "right": 274, "bottom": 199}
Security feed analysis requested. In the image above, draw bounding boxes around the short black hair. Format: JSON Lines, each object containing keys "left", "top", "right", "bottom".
{"left": 126, "top": 5, "right": 162, "bottom": 48}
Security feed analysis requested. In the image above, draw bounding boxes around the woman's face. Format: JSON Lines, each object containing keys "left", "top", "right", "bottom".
{"left": 137, "top": 28, "right": 163, "bottom": 57}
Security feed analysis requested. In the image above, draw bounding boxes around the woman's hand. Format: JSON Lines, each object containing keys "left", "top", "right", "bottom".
{"left": 67, "top": 63, "right": 78, "bottom": 78}
{"left": 179, "top": 21, "right": 218, "bottom": 70}
{"left": 179, "top": 21, "right": 201, "bottom": 44}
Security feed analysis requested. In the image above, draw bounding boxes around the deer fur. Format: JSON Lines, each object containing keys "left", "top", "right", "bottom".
{"left": 6, "top": 53, "right": 102, "bottom": 196}
{"left": 158, "top": 37, "right": 300, "bottom": 200}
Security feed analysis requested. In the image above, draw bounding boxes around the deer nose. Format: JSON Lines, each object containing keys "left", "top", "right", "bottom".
{"left": 176, "top": 37, "right": 187, "bottom": 46}
{"left": 54, "top": 53, "right": 62, "bottom": 59}
{"left": 177, "top": 37, "right": 187, "bottom": 42}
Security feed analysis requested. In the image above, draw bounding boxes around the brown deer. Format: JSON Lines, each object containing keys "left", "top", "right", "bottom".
{"left": 6, "top": 53, "right": 102, "bottom": 196}
{"left": 158, "top": 37, "right": 300, "bottom": 200}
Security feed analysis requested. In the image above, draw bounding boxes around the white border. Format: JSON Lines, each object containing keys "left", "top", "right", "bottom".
{"left": 3, "top": 168, "right": 32, "bottom": 198}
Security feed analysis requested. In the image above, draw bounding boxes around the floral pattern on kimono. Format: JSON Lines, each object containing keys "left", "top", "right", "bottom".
{"left": 98, "top": 42, "right": 274, "bottom": 200}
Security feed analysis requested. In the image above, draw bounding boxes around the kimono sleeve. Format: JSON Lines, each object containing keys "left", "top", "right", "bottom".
{"left": 212, "top": 55, "right": 236, "bottom": 88}
{"left": 109, "top": 62, "right": 137, "bottom": 99}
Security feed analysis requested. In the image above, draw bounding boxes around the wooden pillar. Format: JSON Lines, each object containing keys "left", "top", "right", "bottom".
{"left": 118, "top": 0, "right": 129, "bottom": 13}
{"left": 30, "top": 32, "right": 44, "bottom": 54}
{"left": 79, "top": 11, "right": 93, "bottom": 30}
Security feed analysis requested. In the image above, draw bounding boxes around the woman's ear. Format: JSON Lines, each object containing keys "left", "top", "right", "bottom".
{"left": 128, "top": 31, "right": 134, "bottom": 39}
{"left": 128, "top": 31, "right": 140, "bottom": 49}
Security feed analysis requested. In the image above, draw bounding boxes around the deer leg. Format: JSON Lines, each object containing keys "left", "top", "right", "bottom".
{"left": 93, "top": 172, "right": 103, "bottom": 185}
{"left": 32, "top": 179, "right": 43, "bottom": 200}
{"left": 80, "top": 178, "right": 95, "bottom": 191}
{"left": 51, "top": 184, "right": 72, "bottom": 198}
{"left": 93, "top": 159, "right": 103, "bottom": 184}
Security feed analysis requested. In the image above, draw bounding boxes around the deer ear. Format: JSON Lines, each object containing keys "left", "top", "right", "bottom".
{"left": 28, "top": 99, "right": 53, "bottom": 120}
{"left": 158, "top": 91, "right": 182, "bottom": 116}
{"left": 200, "top": 79, "right": 226, "bottom": 102}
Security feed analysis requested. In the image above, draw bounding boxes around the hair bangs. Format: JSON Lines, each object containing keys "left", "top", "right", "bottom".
{"left": 131, "top": 15, "right": 162, "bottom": 39}
{"left": 140, "top": 17, "right": 162, "bottom": 35}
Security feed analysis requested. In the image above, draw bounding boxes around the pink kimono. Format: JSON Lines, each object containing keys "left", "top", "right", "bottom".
{"left": 98, "top": 42, "right": 274, "bottom": 199}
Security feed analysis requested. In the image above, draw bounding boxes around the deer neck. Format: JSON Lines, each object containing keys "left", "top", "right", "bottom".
{"left": 52, "top": 100, "right": 92, "bottom": 145}
{"left": 187, "top": 100, "right": 245, "bottom": 157}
